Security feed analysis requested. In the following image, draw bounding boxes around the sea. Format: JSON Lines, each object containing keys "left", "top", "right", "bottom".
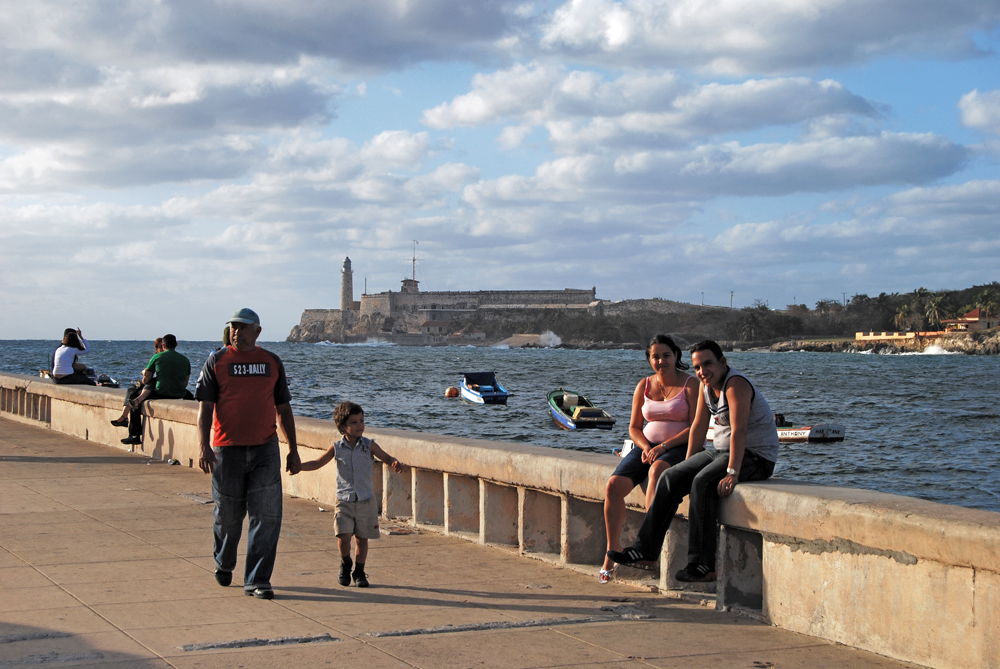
{"left": 3, "top": 340, "right": 999, "bottom": 513}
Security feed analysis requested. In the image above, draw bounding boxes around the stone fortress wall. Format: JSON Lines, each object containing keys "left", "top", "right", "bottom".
{"left": 287, "top": 256, "right": 598, "bottom": 343}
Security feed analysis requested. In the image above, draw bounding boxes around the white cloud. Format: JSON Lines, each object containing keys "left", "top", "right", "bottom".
{"left": 960, "top": 89, "right": 1000, "bottom": 135}
{"left": 360, "top": 131, "right": 432, "bottom": 168}
{"left": 464, "top": 132, "right": 966, "bottom": 205}
{"left": 426, "top": 64, "right": 878, "bottom": 154}
{"left": 541, "top": 0, "right": 1000, "bottom": 73}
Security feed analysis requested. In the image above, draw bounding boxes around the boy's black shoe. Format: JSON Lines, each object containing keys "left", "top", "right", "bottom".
{"left": 675, "top": 563, "right": 716, "bottom": 582}
{"left": 214, "top": 570, "right": 232, "bottom": 587}
{"left": 121, "top": 436, "right": 141, "bottom": 445}
{"left": 338, "top": 559, "right": 352, "bottom": 586}
{"left": 352, "top": 569, "right": 369, "bottom": 588}
{"left": 606, "top": 546, "right": 657, "bottom": 570}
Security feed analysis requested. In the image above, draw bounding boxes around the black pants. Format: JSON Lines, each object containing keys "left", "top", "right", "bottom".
{"left": 53, "top": 372, "right": 95, "bottom": 385}
{"left": 633, "top": 449, "right": 774, "bottom": 571}
{"left": 128, "top": 389, "right": 189, "bottom": 440}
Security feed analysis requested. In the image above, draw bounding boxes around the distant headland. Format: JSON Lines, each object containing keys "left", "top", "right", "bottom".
{"left": 286, "top": 260, "right": 999, "bottom": 354}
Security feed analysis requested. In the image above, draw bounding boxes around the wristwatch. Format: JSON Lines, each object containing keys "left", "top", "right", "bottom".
{"left": 726, "top": 467, "right": 737, "bottom": 476}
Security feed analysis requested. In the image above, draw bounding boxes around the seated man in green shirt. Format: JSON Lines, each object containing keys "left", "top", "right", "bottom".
{"left": 122, "top": 333, "right": 191, "bottom": 445}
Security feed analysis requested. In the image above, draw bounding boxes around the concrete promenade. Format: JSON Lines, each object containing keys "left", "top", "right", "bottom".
{"left": 1, "top": 417, "right": 917, "bottom": 669}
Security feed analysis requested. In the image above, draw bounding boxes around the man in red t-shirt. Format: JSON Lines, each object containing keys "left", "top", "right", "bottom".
{"left": 195, "top": 308, "right": 302, "bottom": 600}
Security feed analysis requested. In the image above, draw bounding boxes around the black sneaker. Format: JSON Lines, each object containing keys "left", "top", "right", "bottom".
{"left": 352, "top": 570, "right": 369, "bottom": 588}
{"left": 675, "top": 563, "right": 716, "bottom": 582}
{"left": 121, "top": 436, "right": 141, "bottom": 445}
{"left": 214, "top": 570, "right": 232, "bottom": 587}
{"left": 245, "top": 587, "right": 274, "bottom": 599}
{"left": 606, "top": 547, "right": 657, "bottom": 570}
{"left": 338, "top": 561, "right": 352, "bottom": 586}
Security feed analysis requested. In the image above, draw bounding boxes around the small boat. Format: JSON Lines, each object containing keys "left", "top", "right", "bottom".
{"left": 547, "top": 389, "right": 616, "bottom": 430}
{"left": 706, "top": 422, "right": 846, "bottom": 443}
{"left": 460, "top": 372, "right": 510, "bottom": 404}
{"left": 615, "top": 419, "right": 846, "bottom": 456}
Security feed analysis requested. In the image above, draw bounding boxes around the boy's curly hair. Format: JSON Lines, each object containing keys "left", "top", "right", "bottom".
{"left": 333, "top": 401, "right": 364, "bottom": 434}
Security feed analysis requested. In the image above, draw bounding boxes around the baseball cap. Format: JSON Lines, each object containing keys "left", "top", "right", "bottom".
{"left": 227, "top": 308, "right": 260, "bottom": 326}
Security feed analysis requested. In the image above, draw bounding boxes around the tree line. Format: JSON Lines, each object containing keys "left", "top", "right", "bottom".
{"left": 726, "top": 282, "right": 1000, "bottom": 342}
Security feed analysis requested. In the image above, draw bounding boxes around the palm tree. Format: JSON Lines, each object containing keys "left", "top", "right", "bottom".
{"left": 974, "top": 290, "right": 996, "bottom": 318}
{"left": 925, "top": 295, "right": 944, "bottom": 329}
{"left": 894, "top": 304, "right": 911, "bottom": 331}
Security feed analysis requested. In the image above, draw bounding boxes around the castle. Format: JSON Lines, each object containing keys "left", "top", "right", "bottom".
{"left": 286, "top": 257, "right": 600, "bottom": 344}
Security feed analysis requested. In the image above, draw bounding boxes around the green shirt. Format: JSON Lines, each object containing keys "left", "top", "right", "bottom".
{"left": 146, "top": 349, "right": 191, "bottom": 398}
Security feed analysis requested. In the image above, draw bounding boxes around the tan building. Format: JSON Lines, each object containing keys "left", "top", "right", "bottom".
{"left": 941, "top": 308, "right": 999, "bottom": 332}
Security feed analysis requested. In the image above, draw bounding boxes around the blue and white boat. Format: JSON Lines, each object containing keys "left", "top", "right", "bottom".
{"left": 460, "top": 371, "right": 510, "bottom": 404}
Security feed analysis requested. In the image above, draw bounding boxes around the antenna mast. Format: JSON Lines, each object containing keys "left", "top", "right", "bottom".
{"left": 411, "top": 240, "right": 419, "bottom": 280}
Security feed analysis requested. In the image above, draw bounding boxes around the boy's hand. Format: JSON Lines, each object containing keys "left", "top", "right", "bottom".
{"left": 390, "top": 458, "right": 403, "bottom": 473}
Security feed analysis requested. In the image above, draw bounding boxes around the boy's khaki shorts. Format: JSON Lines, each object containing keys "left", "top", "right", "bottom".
{"left": 334, "top": 497, "right": 380, "bottom": 539}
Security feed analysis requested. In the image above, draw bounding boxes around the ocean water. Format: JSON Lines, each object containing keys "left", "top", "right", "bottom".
{"left": 3, "top": 340, "right": 999, "bottom": 513}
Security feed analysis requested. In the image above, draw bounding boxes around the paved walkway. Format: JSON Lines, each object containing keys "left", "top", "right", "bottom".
{"left": 0, "top": 416, "right": 918, "bottom": 669}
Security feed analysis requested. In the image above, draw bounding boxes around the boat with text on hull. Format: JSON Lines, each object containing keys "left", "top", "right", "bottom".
{"left": 547, "top": 388, "right": 616, "bottom": 430}
{"left": 614, "top": 419, "right": 846, "bottom": 456}
{"left": 460, "top": 371, "right": 510, "bottom": 404}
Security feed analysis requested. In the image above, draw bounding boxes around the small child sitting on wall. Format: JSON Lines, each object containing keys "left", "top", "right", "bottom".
{"left": 294, "top": 401, "right": 402, "bottom": 587}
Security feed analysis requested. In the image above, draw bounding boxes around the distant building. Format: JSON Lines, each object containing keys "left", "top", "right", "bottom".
{"left": 287, "top": 257, "right": 599, "bottom": 343}
{"left": 941, "top": 308, "right": 999, "bottom": 332}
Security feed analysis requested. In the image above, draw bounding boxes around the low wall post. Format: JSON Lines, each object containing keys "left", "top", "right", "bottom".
{"left": 444, "top": 473, "right": 479, "bottom": 536}
{"left": 383, "top": 467, "right": 412, "bottom": 520}
{"left": 561, "top": 495, "right": 605, "bottom": 564}
{"left": 412, "top": 468, "right": 444, "bottom": 526}
{"left": 519, "top": 488, "right": 561, "bottom": 556}
{"left": 480, "top": 480, "right": 518, "bottom": 546}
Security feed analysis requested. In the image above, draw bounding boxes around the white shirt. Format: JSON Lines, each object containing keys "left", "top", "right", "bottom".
{"left": 53, "top": 338, "right": 89, "bottom": 376}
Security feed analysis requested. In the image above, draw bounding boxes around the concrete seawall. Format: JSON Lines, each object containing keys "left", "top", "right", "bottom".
{"left": 2, "top": 371, "right": 998, "bottom": 669}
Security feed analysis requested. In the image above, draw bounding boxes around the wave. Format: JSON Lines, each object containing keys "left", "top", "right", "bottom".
{"left": 312, "top": 339, "right": 397, "bottom": 347}
{"left": 900, "top": 345, "right": 957, "bottom": 356}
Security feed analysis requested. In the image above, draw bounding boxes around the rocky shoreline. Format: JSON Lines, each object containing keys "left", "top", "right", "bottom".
{"left": 766, "top": 331, "right": 1000, "bottom": 355}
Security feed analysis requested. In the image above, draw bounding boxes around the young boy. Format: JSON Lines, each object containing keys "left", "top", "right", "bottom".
{"left": 296, "top": 401, "right": 402, "bottom": 587}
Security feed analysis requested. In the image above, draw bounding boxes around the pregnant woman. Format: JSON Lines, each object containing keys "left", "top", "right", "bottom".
{"left": 599, "top": 334, "right": 697, "bottom": 583}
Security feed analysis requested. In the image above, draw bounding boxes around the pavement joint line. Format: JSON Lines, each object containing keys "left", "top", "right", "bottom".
{"left": 363, "top": 605, "right": 653, "bottom": 638}
{"left": 180, "top": 633, "right": 339, "bottom": 652}
{"left": 0, "top": 632, "right": 72, "bottom": 644}
{"left": 0, "top": 650, "right": 105, "bottom": 666}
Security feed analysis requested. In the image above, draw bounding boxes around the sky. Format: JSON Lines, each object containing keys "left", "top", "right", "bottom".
{"left": 1, "top": 0, "right": 999, "bottom": 341}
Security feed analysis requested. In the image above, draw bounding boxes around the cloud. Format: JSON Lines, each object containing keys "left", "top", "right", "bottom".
{"left": 463, "top": 132, "right": 966, "bottom": 205}
{"left": 959, "top": 88, "right": 1000, "bottom": 135}
{"left": 540, "top": 0, "right": 1000, "bottom": 73}
{"left": 426, "top": 64, "right": 879, "bottom": 153}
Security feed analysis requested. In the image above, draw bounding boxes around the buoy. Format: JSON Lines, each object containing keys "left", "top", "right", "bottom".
{"left": 445, "top": 386, "right": 459, "bottom": 398}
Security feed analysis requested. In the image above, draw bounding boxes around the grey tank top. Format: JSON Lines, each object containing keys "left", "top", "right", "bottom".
{"left": 705, "top": 367, "right": 779, "bottom": 463}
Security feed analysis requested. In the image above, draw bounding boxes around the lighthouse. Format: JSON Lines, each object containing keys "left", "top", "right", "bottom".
{"left": 341, "top": 257, "right": 354, "bottom": 311}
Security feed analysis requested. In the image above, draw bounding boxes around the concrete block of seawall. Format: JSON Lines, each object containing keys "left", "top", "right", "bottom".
{"left": 480, "top": 480, "right": 517, "bottom": 546}
{"left": 717, "top": 525, "right": 764, "bottom": 611}
{"left": 412, "top": 468, "right": 444, "bottom": 526}
{"left": 519, "top": 488, "right": 560, "bottom": 555}
{"left": 384, "top": 466, "right": 412, "bottom": 520}
{"left": 444, "top": 473, "right": 479, "bottom": 535}
{"left": 763, "top": 537, "right": 977, "bottom": 668}
{"left": 561, "top": 495, "right": 605, "bottom": 564}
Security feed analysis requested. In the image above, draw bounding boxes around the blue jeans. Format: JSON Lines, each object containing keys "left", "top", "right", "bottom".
{"left": 633, "top": 448, "right": 774, "bottom": 570}
{"left": 212, "top": 436, "right": 283, "bottom": 591}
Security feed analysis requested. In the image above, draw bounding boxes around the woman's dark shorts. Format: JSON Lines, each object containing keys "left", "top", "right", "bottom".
{"left": 611, "top": 444, "right": 687, "bottom": 486}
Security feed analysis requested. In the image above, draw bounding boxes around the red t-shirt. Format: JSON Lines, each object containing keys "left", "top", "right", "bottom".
{"left": 194, "top": 346, "right": 292, "bottom": 447}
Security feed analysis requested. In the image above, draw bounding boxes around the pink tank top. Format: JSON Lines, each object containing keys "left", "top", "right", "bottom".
{"left": 641, "top": 376, "right": 693, "bottom": 445}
